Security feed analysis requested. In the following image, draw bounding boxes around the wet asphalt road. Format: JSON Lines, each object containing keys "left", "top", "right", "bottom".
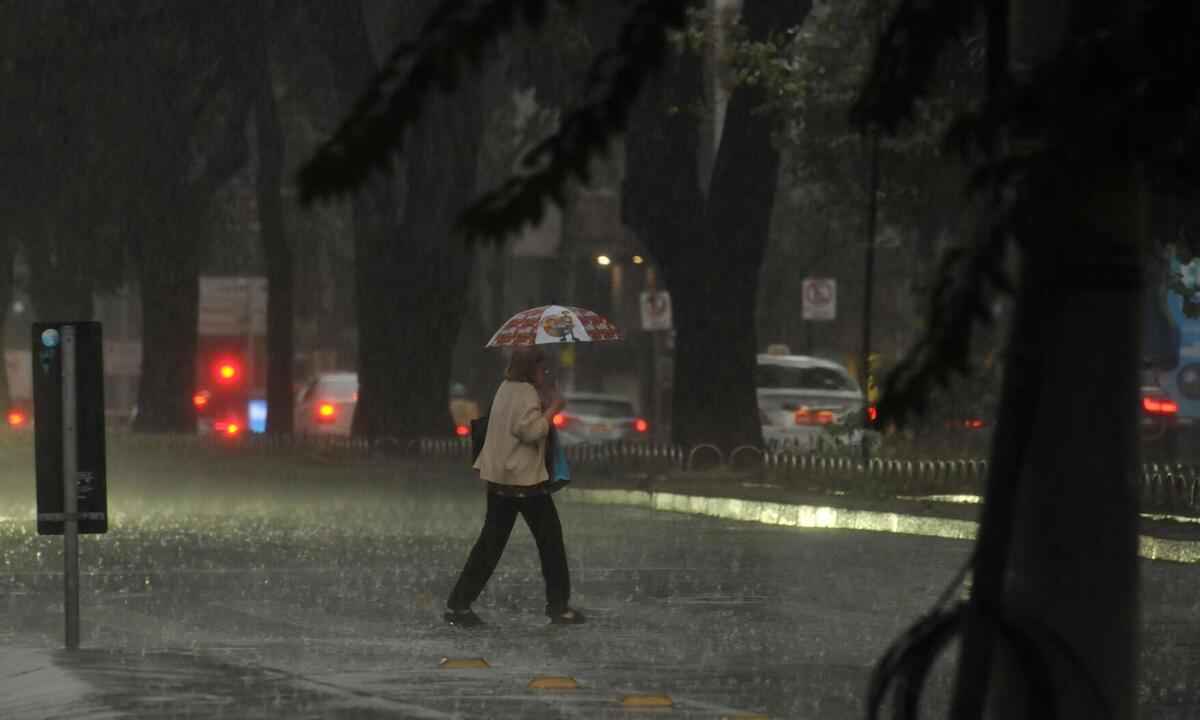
{"left": 1, "top": 443, "right": 1199, "bottom": 718}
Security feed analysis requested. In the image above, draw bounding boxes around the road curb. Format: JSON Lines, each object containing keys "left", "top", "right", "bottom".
{"left": 563, "top": 489, "right": 1200, "bottom": 564}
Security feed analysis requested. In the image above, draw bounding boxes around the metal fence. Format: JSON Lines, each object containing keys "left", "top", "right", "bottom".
{"left": 93, "top": 433, "right": 1200, "bottom": 519}
{"left": 404, "top": 438, "right": 1200, "bottom": 517}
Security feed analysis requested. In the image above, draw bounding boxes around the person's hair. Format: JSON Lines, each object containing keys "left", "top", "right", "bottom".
{"left": 505, "top": 347, "right": 545, "bottom": 384}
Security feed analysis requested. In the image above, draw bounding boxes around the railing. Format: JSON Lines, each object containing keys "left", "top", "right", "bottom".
{"left": 82, "top": 432, "right": 1200, "bottom": 519}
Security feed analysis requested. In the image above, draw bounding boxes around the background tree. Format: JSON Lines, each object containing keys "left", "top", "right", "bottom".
{"left": 123, "top": 2, "right": 256, "bottom": 432}
{"left": 307, "top": 0, "right": 486, "bottom": 442}
{"left": 252, "top": 0, "right": 296, "bottom": 435}
{"left": 622, "top": 0, "right": 812, "bottom": 450}
{"left": 298, "top": 0, "right": 816, "bottom": 451}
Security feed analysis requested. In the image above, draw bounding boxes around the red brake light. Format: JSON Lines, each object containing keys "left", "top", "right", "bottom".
{"left": 316, "top": 402, "right": 337, "bottom": 423}
{"left": 1143, "top": 396, "right": 1179, "bottom": 415}
{"left": 214, "top": 361, "right": 240, "bottom": 384}
{"left": 634, "top": 418, "right": 649, "bottom": 433}
{"left": 455, "top": 424, "right": 470, "bottom": 437}
{"left": 214, "top": 419, "right": 242, "bottom": 437}
{"left": 7, "top": 410, "right": 26, "bottom": 427}
{"left": 795, "top": 408, "right": 834, "bottom": 426}
{"left": 552, "top": 413, "right": 566, "bottom": 428}
{"left": 966, "top": 419, "right": 986, "bottom": 429}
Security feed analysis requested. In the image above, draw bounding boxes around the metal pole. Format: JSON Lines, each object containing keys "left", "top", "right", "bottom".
{"left": 61, "top": 324, "right": 80, "bottom": 650}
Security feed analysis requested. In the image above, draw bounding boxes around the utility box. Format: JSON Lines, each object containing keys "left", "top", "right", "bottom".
{"left": 33, "top": 322, "right": 108, "bottom": 535}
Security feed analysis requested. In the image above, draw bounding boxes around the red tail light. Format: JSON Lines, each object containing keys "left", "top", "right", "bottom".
{"left": 316, "top": 402, "right": 337, "bottom": 423}
{"left": 213, "top": 419, "right": 242, "bottom": 437}
{"left": 634, "top": 418, "right": 649, "bottom": 433}
{"left": 7, "top": 410, "right": 26, "bottom": 427}
{"left": 795, "top": 408, "right": 835, "bottom": 426}
{"left": 552, "top": 413, "right": 566, "bottom": 428}
{"left": 214, "top": 360, "right": 240, "bottom": 385}
{"left": 455, "top": 424, "right": 470, "bottom": 437}
{"left": 1143, "top": 396, "right": 1179, "bottom": 415}
{"left": 965, "top": 418, "right": 986, "bottom": 429}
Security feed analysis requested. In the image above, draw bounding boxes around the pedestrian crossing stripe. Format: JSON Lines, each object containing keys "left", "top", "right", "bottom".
{"left": 528, "top": 676, "right": 578, "bottom": 689}
{"left": 622, "top": 694, "right": 673, "bottom": 707}
{"left": 439, "top": 657, "right": 489, "bottom": 669}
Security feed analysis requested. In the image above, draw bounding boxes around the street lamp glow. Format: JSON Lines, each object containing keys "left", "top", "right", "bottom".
{"left": 596, "top": 255, "right": 612, "bottom": 267}
{"left": 632, "top": 255, "right": 645, "bottom": 265}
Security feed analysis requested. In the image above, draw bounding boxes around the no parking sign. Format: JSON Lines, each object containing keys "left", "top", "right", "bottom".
{"left": 802, "top": 278, "right": 836, "bottom": 321}
{"left": 640, "top": 290, "right": 673, "bottom": 332}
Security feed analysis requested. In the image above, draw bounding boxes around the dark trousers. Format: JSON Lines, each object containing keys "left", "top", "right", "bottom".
{"left": 447, "top": 491, "right": 570, "bottom": 613}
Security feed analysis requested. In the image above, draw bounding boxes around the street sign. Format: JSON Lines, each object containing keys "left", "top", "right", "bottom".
{"left": 802, "top": 278, "right": 837, "bottom": 321}
{"left": 33, "top": 322, "right": 107, "bottom": 536}
{"left": 640, "top": 290, "right": 673, "bottom": 332}
{"left": 33, "top": 321, "right": 107, "bottom": 651}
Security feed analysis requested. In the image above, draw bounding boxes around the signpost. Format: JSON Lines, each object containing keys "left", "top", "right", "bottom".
{"left": 33, "top": 322, "right": 107, "bottom": 650}
{"left": 801, "top": 278, "right": 837, "bottom": 321}
{"left": 640, "top": 290, "right": 673, "bottom": 332}
{"left": 639, "top": 289, "right": 673, "bottom": 441}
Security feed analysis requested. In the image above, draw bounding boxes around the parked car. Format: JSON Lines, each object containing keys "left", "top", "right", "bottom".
{"left": 1142, "top": 374, "right": 1182, "bottom": 461}
{"left": 295, "top": 372, "right": 359, "bottom": 437}
{"left": 756, "top": 353, "right": 876, "bottom": 452}
{"left": 554, "top": 393, "right": 649, "bottom": 447}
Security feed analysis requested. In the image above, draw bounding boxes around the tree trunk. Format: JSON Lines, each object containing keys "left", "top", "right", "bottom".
{"left": 132, "top": 208, "right": 201, "bottom": 433}
{"left": 624, "top": 0, "right": 810, "bottom": 451}
{"left": 25, "top": 221, "right": 95, "bottom": 322}
{"left": 318, "top": 0, "right": 484, "bottom": 442}
{"left": 950, "top": 2, "right": 1141, "bottom": 717}
{"left": 359, "top": 78, "right": 483, "bottom": 440}
{"left": 254, "top": 1, "right": 293, "bottom": 436}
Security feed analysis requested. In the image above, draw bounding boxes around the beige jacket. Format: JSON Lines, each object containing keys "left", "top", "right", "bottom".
{"left": 473, "top": 381, "right": 549, "bottom": 487}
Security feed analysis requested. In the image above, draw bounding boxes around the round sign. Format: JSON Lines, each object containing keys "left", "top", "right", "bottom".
{"left": 41, "top": 328, "right": 60, "bottom": 348}
{"left": 804, "top": 281, "right": 834, "bottom": 305}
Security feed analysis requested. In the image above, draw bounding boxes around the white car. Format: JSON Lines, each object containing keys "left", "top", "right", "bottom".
{"left": 294, "top": 372, "right": 358, "bottom": 437}
{"left": 756, "top": 354, "right": 875, "bottom": 452}
{"left": 554, "top": 393, "right": 649, "bottom": 447}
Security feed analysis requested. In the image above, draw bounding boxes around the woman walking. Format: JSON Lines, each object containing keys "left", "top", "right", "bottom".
{"left": 445, "top": 347, "right": 586, "bottom": 627}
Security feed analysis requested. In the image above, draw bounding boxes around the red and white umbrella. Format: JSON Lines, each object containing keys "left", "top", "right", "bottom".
{"left": 486, "top": 305, "right": 623, "bottom": 348}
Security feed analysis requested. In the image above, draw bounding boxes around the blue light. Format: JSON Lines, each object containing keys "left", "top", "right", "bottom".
{"left": 248, "top": 400, "right": 268, "bottom": 433}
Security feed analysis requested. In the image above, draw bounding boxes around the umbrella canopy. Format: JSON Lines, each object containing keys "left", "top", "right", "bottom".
{"left": 486, "top": 305, "right": 623, "bottom": 348}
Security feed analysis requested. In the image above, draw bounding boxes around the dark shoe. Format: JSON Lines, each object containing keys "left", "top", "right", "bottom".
{"left": 546, "top": 607, "right": 586, "bottom": 625}
{"left": 443, "top": 608, "right": 485, "bottom": 628}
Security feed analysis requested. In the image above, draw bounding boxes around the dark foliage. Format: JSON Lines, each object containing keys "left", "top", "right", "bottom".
{"left": 299, "top": 0, "right": 572, "bottom": 204}
{"left": 298, "top": 0, "right": 693, "bottom": 245}
{"left": 857, "top": 0, "right": 1200, "bottom": 431}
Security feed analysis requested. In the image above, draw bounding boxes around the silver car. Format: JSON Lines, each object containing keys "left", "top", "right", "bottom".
{"left": 756, "top": 354, "right": 874, "bottom": 452}
{"left": 555, "top": 393, "right": 649, "bottom": 447}
{"left": 294, "top": 372, "right": 359, "bottom": 437}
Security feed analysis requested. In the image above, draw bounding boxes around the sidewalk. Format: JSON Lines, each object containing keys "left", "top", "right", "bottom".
{"left": 563, "top": 467, "right": 1200, "bottom": 564}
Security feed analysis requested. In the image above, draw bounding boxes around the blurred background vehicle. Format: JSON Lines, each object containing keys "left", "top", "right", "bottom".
{"left": 1142, "top": 372, "right": 1181, "bottom": 462}
{"left": 293, "top": 372, "right": 480, "bottom": 438}
{"left": 554, "top": 392, "right": 648, "bottom": 447}
{"left": 193, "top": 351, "right": 253, "bottom": 441}
{"left": 756, "top": 353, "right": 877, "bottom": 453}
{"left": 294, "top": 372, "right": 358, "bottom": 437}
